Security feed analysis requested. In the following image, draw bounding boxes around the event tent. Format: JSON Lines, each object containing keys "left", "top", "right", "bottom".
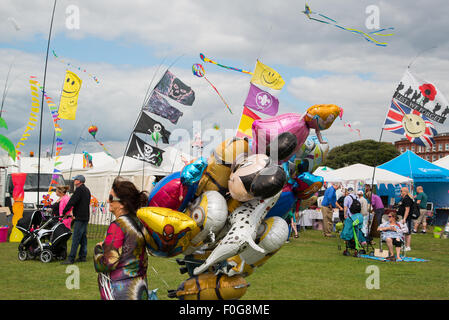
{"left": 379, "top": 150, "right": 449, "bottom": 209}
{"left": 80, "top": 146, "right": 191, "bottom": 203}
{"left": 434, "top": 155, "right": 449, "bottom": 170}
{"left": 379, "top": 150, "right": 449, "bottom": 183}
{"left": 318, "top": 163, "right": 413, "bottom": 187}
{"left": 313, "top": 166, "right": 334, "bottom": 180}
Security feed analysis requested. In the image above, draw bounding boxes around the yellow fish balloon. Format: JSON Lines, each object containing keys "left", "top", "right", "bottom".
{"left": 58, "top": 70, "right": 82, "bottom": 120}
{"left": 304, "top": 104, "right": 342, "bottom": 131}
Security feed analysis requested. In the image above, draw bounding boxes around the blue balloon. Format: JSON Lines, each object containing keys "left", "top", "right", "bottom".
{"left": 265, "top": 188, "right": 296, "bottom": 219}
{"left": 180, "top": 157, "right": 208, "bottom": 185}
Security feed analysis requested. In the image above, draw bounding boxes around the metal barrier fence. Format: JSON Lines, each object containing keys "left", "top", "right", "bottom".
{"left": 87, "top": 203, "right": 114, "bottom": 239}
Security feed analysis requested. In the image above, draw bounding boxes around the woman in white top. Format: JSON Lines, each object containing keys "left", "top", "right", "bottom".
{"left": 377, "top": 211, "right": 407, "bottom": 261}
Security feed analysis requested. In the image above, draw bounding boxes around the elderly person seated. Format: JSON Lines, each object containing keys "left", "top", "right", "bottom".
{"left": 377, "top": 211, "right": 407, "bottom": 262}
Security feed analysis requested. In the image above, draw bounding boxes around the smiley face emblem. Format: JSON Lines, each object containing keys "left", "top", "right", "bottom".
{"left": 261, "top": 68, "right": 281, "bottom": 86}
{"left": 402, "top": 113, "right": 426, "bottom": 138}
{"left": 62, "top": 71, "right": 82, "bottom": 99}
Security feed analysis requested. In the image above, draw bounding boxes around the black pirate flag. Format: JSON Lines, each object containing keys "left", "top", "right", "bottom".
{"left": 154, "top": 70, "right": 195, "bottom": 106}
{"left": 126, "top": 134, "right": 164, "bottom": 166}
{"left": 134, "top": 111, "right": 171, "bottom": 144}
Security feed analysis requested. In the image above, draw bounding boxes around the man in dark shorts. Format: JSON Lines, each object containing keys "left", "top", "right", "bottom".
{"left": 397, "top": 187, "right": 413, "bottom": 252}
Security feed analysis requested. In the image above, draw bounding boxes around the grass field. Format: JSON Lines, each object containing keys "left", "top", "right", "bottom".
{"left": 1, "top": 226, "right": 448, "bottom": 300}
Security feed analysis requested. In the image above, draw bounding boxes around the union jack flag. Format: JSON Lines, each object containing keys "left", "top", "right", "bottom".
{"left": 384, "top": 99, "right": 437, "bottom": 147}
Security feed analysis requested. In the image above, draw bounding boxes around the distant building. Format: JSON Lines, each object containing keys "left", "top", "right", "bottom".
{"left": 394, "top": 132, "right": 449, "bottom": 162}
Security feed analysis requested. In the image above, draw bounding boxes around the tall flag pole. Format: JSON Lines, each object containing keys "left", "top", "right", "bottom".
{"left": 37, "top": 0, "right": 57, "bottom": 207}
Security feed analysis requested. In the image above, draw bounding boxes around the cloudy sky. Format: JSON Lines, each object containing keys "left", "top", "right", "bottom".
{"left": 1, "top": 0, "right": 449, "bottom": 159}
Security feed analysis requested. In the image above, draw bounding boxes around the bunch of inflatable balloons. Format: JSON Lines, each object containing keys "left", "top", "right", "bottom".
{"left": 135, "top": 104, "right": 342, "bottom": 300}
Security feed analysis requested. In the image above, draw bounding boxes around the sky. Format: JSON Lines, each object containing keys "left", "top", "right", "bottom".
{"left": 1, "top": 0, "right": 449, "bottom": 160}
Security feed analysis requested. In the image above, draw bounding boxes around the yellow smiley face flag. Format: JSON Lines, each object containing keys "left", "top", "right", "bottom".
{"left": 58, "top": 70, "right": 82, "bottom": 120}
{"left": 250, "top": 60, "right": 285, "bottom": 90}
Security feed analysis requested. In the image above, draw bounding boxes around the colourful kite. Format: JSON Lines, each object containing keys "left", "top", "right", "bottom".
{"left": 343, "top": 121, "right": 361, "bottom": 139}
{"left": 0, "top": 117, "right": 16, "bottom": 160}
{"left": 88, "top": 125, "right": 98, "bottom": 138}
{"left": 302, "top": 3, "right": 394, "bottom": 47}
{"left": 88, "top": 125, "right": 114, "bottom": 157}
{"left": 58, "top": 70, "right": 82, "bottom": 120}
{"left": 32, "top": 77, "right": 65, "bottom": 199}
{"left": 192, "top": 63, "right": 233, "bottom": 114}
{"left": 200, "top": 53, "right": 253, "bottom": 75}
{"left": 15, "top": 77, "right": 41, "bottom": 160}
{"left": 52, "top": 50, "right": 100, "bottom": 84}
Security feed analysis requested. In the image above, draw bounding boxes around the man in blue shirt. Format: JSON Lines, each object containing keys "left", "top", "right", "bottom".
{"left": 321, "top": 183, "right": 343, "bottom": 237}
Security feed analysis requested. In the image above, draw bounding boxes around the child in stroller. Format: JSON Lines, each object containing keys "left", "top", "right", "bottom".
{"left": 340, "top": 213, "right": 374, "bottom": 257}
{"left": 16, "top": 210, "right": 72, "bottom": 263}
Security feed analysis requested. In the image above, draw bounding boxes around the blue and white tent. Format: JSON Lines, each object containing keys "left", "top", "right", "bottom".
{"left": 378, "top": 150, "right": 449, "bottom": 209}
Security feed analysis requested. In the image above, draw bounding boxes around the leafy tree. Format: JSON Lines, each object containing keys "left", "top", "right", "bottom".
{"left": 323, "top": 139, "right": 400, "bottom": 169}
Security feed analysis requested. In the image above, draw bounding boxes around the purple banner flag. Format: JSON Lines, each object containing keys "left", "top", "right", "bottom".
{"left": 244, "top": 83, "right": 279, "bottom": 116}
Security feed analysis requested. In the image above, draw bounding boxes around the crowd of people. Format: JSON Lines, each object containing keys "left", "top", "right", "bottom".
{"left": 317, "top": 182, "right": 430, "bottom": 260}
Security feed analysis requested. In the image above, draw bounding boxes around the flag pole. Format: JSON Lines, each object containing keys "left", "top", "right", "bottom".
{"left": 0, "top": 59, "right": 15, "bottom": 118}
{"left": 366, "top": 86, "right": 397, "bottom": 237}
{"left": 37, "top": 0, "right": 57, "bottom": 207}
{"left": 118, "top": 57, "right": 168, "bottom": 177}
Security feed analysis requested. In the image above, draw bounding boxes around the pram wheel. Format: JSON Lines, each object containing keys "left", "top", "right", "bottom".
{"left": 40, "top": 249, "right": 53, "bottom": 263}
{"left": 18, "top": 251, "right": 28, "bottom": 261}
{"left": 343, "top": 250, "right": 350, "bottom": 256}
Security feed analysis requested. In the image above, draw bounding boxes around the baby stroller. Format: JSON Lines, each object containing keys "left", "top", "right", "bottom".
{"left": 340, "top": 213, "right": 374, "bottom": 257}
{"left": 17, "top": 210, "right": 72, "bottom": 263}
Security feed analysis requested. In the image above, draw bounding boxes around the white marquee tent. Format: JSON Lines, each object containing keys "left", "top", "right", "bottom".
{"left": 80, "top": 147, "right": 192, "bottom": 203}
{"left": 312, "top": 166, "right": 335, "bottom": 180}
{"left": 433, "top": 155, "right": 449, "bottom": 170}
{"left": 318, "top": 163, "right": 413, "bottom": 188}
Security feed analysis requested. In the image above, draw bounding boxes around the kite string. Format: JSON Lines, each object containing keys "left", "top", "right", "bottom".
{"left": 256, "top": 24, "right": 273, "bottom": 61}
{"left": 203, "top": 76, "right": 233, "bottom": 114}
{"left": 52, "top": 49, "right": 100, "bottom": 84}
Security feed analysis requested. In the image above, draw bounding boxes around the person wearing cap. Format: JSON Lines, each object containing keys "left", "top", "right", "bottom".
{"left": 357, "top": 190, "right": 369, "bottom": 216}
{"left": 357, "top": 190, "right": 370, "bottom": 235}
{"left": 61, "top": 175, "right": 92, "bottom": 264}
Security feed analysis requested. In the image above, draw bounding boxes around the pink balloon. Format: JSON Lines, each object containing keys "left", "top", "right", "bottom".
{"left": 251, "top": 113, "right": 310, "bottom": 160}
{"left": 148, "top": 177, "right": 188, "bottom": 210}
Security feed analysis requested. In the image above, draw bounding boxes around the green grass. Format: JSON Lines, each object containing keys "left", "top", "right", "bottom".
{"left": 1, "top": 227, "right": 448, "bottom": 300}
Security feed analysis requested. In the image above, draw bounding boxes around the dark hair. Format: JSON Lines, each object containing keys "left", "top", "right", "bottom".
{"left": 111, "top": 178, "right": 148, "bottom": 215}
